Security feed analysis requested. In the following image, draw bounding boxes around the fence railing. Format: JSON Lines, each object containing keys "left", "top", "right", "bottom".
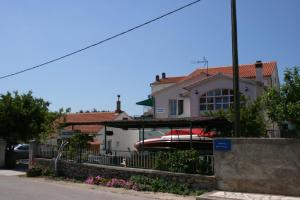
{"left": 35, "top": 144, "right": 214, "bottom": 175}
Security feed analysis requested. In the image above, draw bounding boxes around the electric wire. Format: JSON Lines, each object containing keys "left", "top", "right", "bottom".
{"left": 0, "top": 0, "right": 201, "bottom": 80}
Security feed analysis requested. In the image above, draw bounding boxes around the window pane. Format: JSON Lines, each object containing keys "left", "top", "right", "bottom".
{"left": 207, "top": 90, "right": 214, "bottom": 96}
{"left": 200, "top": 105, "right": 206, "bottom": 111}
{"left": 215, "top": 104, "right": 222, "bottom": 110}
{"left": 230, "top": 90, "right": 234, "bottom": 95}
{"left": 178, "top": 100, "right": 184, "bottom": 115}
{"left": 222, "top": 89, "right": 229, "bottom": 95}
{"left": 207, "top": 104, "right": 214, "bottom": 110}
{"left": 222, "top": 97, "right": 229, "bottom": 103}
{"left": 230, "top": 96, "right": 234, "bottom": 102}
{"left": 215, "top": 97, "right": 222, "bottom": 103}
{"left": 223, "top": 103, "right": 229, "bottom": 109}
{"left": 169, "top": 100, "right": 177, "bottom": 116}
{"left": 207, "top": 97, "right": 214, "bottom": 103}
{"left": 200, "top": 97, "right": 206, "bottom": 104}
{"left": 215, "top": 89, "right": 221, "bottom": 96}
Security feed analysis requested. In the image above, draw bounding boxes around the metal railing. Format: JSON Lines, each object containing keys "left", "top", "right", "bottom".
{"left": 35, "top": 144, "right": 214, "bottom": 175}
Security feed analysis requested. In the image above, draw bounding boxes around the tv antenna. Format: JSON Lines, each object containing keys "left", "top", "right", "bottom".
{"left": 191, "top": 57, "right": 209, "bottom": 76}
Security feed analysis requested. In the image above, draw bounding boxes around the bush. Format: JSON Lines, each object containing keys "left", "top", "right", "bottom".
{"left": 27, "top": 166, "right": 42, "bottom": 177}
{"left": 83, "top": 175, "right": 206, "bottom": 195}
{"left": 129, "top": 175, "right": 190, "bottom": 195}
{"left": 26, "top": 165, "right": 55, "bottom": 177}
{"left": 154, "top": 150, "right": 213, "bottom": 175}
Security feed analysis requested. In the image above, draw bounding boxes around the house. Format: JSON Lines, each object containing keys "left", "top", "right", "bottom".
{"left": 141, "top": 61, "right": 279, "bottom": 119}
{"left": 58, "top": 97, "right": 139, "bottom": 154}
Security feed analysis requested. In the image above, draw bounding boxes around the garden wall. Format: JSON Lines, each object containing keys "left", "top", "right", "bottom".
{"left": 35, "top": 158, "right": 216, "bottom": 191}
{"left": 214, "top": 138, "right": 300, "bottom": 196}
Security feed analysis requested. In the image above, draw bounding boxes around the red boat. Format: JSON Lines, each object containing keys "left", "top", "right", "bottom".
{"left": 134, "top": 128, "right": 216, "bottom": 151}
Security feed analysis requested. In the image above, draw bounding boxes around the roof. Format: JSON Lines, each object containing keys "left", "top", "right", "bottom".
{"left": 97, "top": 117, "right": 231, "bottom": 129}
{"left": 136, "top": 98, "right": 153, "bottom": 106}
{"left": 151, "top": 76, "right": 185, "bottom": 85}
{"left": 152, "top": 61, "right": 277, "bottom": 85}
{"left": 62, "top": 112, "right": 120, "bottom": 134}
{"left": 183, "top": 61, "right": 277, "bottom": 82}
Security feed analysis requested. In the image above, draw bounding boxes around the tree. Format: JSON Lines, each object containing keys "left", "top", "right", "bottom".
{"left": 0, "top": 91, "right": 61, "bottom": 167}
{"left": 263, "top": 66, "right": 300, "bottom": 137}
{"left": 67, "top": 134, "right": 93, "bottom": 163}
{"left": 209, "top": 97, "right": 266, "bottom": 137}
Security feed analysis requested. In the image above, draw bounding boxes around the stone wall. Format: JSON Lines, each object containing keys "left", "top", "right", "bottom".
{"left": 35, "top": 158, "right": 216, "bottom": 191}
{"left": 0, "top": 139, "right": 6, "bottom": 168}
{"left": 214, "top": 138, "right": 300, "bottom": 196}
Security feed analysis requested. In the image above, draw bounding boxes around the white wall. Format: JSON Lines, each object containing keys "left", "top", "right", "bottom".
{"left": 0, "top": 139, "right": 6, "bottom": 168}
{"left": 153, "top": 75, "right": 258, "bottom": 118}
{"left": 151, "top": 83, "right": 176, "bottom": 94}
{"left": 189, "top": 77, "right": 257, "bottom": 117}
{"left": 97, "top": 112, "right": 139, "bottom": 156}
{"left": 153, "top": 74, "right": 208, "bottom": 118}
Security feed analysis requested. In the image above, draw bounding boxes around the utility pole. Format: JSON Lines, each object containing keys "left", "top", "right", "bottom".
{"left": 231, "top": 0, "right": 240, "bottom": 137}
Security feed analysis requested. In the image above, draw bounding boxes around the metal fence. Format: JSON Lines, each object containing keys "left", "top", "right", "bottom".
{"left": 36, "top": 144, "right": 214, "bottom": 175}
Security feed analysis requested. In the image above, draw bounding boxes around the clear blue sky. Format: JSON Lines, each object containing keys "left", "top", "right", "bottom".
{"left": 0, "top": 0, "right": 299, "bottom": 115}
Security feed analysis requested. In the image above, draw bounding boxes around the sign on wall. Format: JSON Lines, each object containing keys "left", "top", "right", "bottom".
{"left": 156, "top": 108, "right": 165, "bottom": 113}
{"left": 214, "top": 139, "right": 231, "bottom": 151}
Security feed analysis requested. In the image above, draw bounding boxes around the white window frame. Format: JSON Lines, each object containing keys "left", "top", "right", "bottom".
{"left": 199, "top": 89, "right": 234, "bottom": 113}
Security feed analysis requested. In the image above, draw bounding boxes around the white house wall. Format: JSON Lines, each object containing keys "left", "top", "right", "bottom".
{"left": 189, "top": 77, "right": 257, "bottom": 117}
{"left": 151, "top": 83, "right": 175, "bottom": 93}
{"left": 153, "top": 74, "right": 208, "bottom": 118}
{"left": 97, "top": 112, "right": 139, "bottom": 155}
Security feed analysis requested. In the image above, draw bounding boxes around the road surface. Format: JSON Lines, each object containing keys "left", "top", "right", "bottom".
{"left": 0, "top": 173, "right": 193, "bottom": 200}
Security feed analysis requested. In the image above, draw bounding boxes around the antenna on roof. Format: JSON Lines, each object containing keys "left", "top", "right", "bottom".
{"left": 191, "top": 56, "right": 209, "bottom": 76}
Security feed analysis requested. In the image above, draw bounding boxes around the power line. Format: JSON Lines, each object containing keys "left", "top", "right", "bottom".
{"left": 0, "top": 0, "right": 201, "bottom": 80}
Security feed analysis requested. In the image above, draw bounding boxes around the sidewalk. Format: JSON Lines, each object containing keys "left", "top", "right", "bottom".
{"left": 197, "top": 191, "right": 300, "bottom": 200}
{"left": 0, "top": 169, "right": 26, "bottom": 176}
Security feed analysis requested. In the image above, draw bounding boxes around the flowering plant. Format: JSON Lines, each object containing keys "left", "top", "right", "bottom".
{"left": 84, "top": 176, "right": 139, "bottom": 190}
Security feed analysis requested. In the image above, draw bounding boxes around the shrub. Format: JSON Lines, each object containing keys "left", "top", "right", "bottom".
{"left": 84, "top": 175, "right": 206, "bottom": 195}
{"left": 154, "top": 150, "right": 213, "bottom": 175}
{"left": 27, "top": 166, "right": 42, "bottom": 177}
{"left": 129, "top": 175, "right": 190, "bottom": 195}
{"left": 26, "top": 165, "right": 55, "bottom": 177}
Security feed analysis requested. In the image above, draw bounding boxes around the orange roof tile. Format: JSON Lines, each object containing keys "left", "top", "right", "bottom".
{"left": 151, "top": 76, "right": 185, "bottom": 85}
{"left": 184, "top": 61, "right": 277, "bottom": 81}
{"left": 152, "top": 62, "right": 276, "bottom": 85}
{"left": 63, "top": 112, "right": 119, "bottom": 133}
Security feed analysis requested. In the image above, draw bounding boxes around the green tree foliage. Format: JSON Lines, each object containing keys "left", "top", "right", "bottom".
{"left": 67, "top": 134, "right": 93, "bottom": 163}
{"left": 0, "top": 91, "right": 63, "bottom": 167}
{"left": 263, "top": 66, "right": 300, "bottom": 137}
{"left": 209, "top": 97, "right": 266, "bottom": 137}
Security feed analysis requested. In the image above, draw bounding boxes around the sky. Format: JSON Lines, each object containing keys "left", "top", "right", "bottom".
{"left": 0, "top": 0, "right": 299, "bottom": 115}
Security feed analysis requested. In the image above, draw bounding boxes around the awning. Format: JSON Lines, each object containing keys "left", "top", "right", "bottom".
{"left": 136, "top": 98, "right": 153, "bottom": 106}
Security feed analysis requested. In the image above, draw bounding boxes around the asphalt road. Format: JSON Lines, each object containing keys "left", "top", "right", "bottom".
{"left": 0, "top": 175, "right": 153, "bottom": 200}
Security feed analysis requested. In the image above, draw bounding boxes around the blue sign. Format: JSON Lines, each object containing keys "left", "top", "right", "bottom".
{"left": 214, "top": 139, "right": 231, "bottom": 151}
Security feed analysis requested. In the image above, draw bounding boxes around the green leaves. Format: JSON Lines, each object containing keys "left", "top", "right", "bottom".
{"left": 0, "top": 91, "right": 61, "bottom": 147}
{"left": 262, "top": 66, "right": 300, "bottom": 137}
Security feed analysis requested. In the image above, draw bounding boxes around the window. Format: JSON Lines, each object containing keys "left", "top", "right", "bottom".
{"left": 199, "top": 89, "right": 234, "bottom": 112}
{"left": 169, "top": 99, "right": 184, "bottom": 117}
{"left": 169, "top": 99, "right": 177, "bottom": 116}
{"left": 178, "top": 100, "right": 184, "bottom": 115}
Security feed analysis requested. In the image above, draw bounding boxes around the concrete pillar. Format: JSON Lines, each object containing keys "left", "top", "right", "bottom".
{"left": 29, "top": 140, "right": 38, "bottom": 168}
{"left": 0, "top": 139, "right": 6, "bottom": 168}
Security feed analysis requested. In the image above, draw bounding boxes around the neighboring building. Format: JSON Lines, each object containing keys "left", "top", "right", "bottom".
{"left": 58, "top": 98, "right": 139, "bottom": 154}
{"left": 143, "top": 61, "right": 279, "bottom": 119}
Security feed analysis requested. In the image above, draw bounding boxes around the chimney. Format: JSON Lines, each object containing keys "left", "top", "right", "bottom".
{"left": 155, "top": 75, "right": 160, "bottom": 82}
{"left": 115, "top": 95, "right": 122, "bottom": 113}
{"left": 255, "top": 60, "right": 263, "bottom": 84}
{"left": 162, "top": 72, "right": 166, "bottom": 79}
